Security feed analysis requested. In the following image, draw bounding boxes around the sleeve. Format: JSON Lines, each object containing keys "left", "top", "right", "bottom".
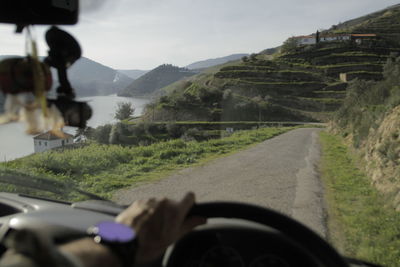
{"left": 0, "top": 229, "right": 83, "bottom": 267}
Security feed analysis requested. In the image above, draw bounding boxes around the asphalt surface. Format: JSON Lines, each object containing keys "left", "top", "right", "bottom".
{"left": 115, "top": 128, "right": 326, "bottom": 237}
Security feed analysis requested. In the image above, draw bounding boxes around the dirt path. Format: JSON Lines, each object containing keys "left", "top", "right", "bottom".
{"left": 114, "top": 128, "right": 326, "bottom": 237}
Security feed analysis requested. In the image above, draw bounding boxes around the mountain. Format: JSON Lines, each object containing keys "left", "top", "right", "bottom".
{"left": 323, "top": 3, "right": 400, "bottom": 46}
{"left": 60, "top": 57, "right": 134, "bottom": 97}
{"left": 0, "top": 56, "right": 134, "bottom": 97}
{"left": 118, "top": 64, "right": 198, "bottom": 97}
{"left": 142, "top": 5, "right": 400, "bottom": 122}
{"left": 117, "top": 69, "right": 149, "bottom": 80}
{"left": 185, "top": 54, "right": 248, "bottom": 70}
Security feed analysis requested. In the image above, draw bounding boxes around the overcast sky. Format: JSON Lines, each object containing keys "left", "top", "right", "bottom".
{"left": 0, "top": 0, "right": 399, "bottom": 70}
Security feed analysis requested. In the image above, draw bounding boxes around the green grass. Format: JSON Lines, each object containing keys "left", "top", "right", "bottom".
{"left": 319, "top": 131, "right": 400, "bottom": 266}
{"left": 297, "top": 97, "right": 343, "bottom": 104}
{"left": 1, "top": 127, "right": 293, "bottom": 200}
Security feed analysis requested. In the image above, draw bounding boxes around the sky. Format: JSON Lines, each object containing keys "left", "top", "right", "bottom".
{"left": 0, "top": 0, "right": 399, "bottom": 70}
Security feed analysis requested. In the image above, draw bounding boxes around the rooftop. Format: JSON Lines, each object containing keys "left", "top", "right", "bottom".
{"left": 293, "top": 33, "right": 377, "bottom": 39}
{"left": 351, "top": 34, "right": 377, "bottom": 37}
{"left": 34, "top": 131, "right": 74, "bottom": 141}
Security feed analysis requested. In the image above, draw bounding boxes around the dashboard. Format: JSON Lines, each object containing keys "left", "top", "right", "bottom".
{"left": 0, "top": 193, "right": 317, "bottom": 267}
{"left": 0, "top": 193, "right": 379, "bottom": 267}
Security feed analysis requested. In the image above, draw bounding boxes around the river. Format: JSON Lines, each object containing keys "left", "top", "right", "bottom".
{"left": 0, "top": 95, "right": 150, "bottom": 162}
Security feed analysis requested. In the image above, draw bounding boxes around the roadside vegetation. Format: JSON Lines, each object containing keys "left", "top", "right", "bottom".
{"left": 319, "top": 132, "right": 400, "bottom": 267}
{"left": 80, "top": 119, "right": 302, "bottom": 145}
{"left": 1, "top": 127, "right": 292, "bottom": 200}
{"left": 335, "top": 55, "right": 400, "bottom": 147}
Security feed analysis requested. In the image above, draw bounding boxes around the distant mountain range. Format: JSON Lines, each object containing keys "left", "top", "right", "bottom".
{"left": 185, "top": 53, "right": 248, "bottom": 70}
{"left": 0, "top": 53, "right": 252, "bottom": 111}
{"left": 117, "top": 69, "right": 149, "bottom": 80}
{"left": 0, "top": 56, "right": 134, "bottom": 98}
{"left": 59, "top": 57, "right": 134, "bottom": 97}
{"left": 118, "top": 64, "right": 198, "bottom": 97}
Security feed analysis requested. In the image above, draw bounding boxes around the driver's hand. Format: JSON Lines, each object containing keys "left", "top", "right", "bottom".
{"left": 116, "top": 192, "right": 206, "bottom": 265}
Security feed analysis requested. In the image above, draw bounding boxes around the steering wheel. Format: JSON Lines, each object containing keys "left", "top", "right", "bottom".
{"left": 167, "top": 202, "right": 349, "bottom": 267}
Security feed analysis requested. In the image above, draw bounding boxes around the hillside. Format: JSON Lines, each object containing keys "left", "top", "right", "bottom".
{"left": 331, "top": 4, "right": 400, "bottom": 43}
{"left": 0, "top": 56, "right": 134, "bottom": 112}
{"left": 329, "top": 42, "right": 400, "bottom": 209}
{"left": 60, "top": 57, "right": 134, "bottom": 96}
{"left": 118, "top": 64, "right": 198, "bottom": 97}
{"left": 0, "top": 56, "right": 134, "bottom": 97}
{"left": 117, "top": 69, "right": 149, "bottom": 80}
{"left": 142, "top": 5, "right": 400, "bottom": 122}
{"left": 186, "top": 53, "right": 248, "bottom": 70}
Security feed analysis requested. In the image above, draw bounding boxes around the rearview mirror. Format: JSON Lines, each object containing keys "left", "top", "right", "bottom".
{"left": 0, "top": 0, "right": 79, "bottom": 26}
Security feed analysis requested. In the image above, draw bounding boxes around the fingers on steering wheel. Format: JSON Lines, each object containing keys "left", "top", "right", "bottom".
{"left": 178, "top": 192, "right": 195, "bottom": 219}
{"left": 177, "top": 192, "right": 207, "bottom": 237}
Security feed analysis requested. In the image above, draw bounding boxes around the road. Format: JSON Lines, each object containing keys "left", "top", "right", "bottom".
{"left": 115, "top": 128, "right": 326, "bottom": 237}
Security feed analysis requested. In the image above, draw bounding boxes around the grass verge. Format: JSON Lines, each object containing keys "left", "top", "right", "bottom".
{"left": 1, "top": 127, "right": 293, "bottom": 201}
{"left": 319, "top": 131, "right": 400, "bottom": 267}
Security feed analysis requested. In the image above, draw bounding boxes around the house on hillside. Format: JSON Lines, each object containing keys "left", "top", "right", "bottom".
{"left": 293, "top": 35, "right": 317, "bottom": 45}
{"left": 320, "top": 34, "right": 351, "bottom": 42}
{"left": 33, "top": 131, "right": 74, "bottom": 153}
{"left": 292, "top": 33, "right": 376, "bottom": 46}
{"left": 351, "top": 34, "right": 377, "bottom": 44}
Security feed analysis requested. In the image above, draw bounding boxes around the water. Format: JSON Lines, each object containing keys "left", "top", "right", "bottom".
{"left": 0, "top": 95, "right": 150, "bottom": 162}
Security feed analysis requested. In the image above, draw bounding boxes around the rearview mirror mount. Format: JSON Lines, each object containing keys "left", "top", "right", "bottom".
{"left": 0, "top": 0, "right": 79, "bottom": 32}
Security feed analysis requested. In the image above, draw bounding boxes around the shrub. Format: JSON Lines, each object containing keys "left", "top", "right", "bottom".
{"left": 166, "top": 122, "right": 182, "bottom": 138}
{"left": 115, "top": 102, "right": 135, "bottom": 121}
{"left": 335, "top": 55, "right": 400, "bottom": 146}
{"left": 92, "top": 124, "right": 112, "bottom": 144}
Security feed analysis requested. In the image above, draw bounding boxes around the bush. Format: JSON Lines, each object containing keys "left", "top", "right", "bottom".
{"left": 92, "top": 124, "right": 112, "bottom": 144}
{"left": 115, "top": 102, "right": 135, "bottom": 121}
{"left": 166, "top": 122, "right": 182, "bottom": 138}
{"left": 281, "top": 37, "right": 300, "bottom": 54}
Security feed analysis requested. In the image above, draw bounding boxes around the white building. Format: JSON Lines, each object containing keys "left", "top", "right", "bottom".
{"left": 294, "top": 35, "right": 317, "bottom": 45}
{"left": 293, "top": 33, "right": 375, "bottom": 46}
{"left": 33, "top": 131, "right": 74, "bottom": 153}
{"left": 320, "top": 34, "right": 351, "bottom": 42}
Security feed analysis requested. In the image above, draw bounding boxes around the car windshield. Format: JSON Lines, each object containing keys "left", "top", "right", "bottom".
{"left": 1, "top": 0, "right": 400, "bottom": 265}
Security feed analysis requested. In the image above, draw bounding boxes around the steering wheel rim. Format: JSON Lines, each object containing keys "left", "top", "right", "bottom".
{"left": 181, "top": 202, "right": 349, "bottom": 267}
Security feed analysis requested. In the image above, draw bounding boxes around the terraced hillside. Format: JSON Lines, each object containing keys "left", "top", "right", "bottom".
{"left": 141, "top": 6, "right": 400, "bottom": 122}
{"left": 333, "top": 4, "right": 400, "bottom": 44}
{"left": 144, "top": 42, "right": 395, "bottom": 122}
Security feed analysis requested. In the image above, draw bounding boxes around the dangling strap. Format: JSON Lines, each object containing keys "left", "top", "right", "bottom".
{"left": 26, "top": 26, "right": 48, "bottom": 117}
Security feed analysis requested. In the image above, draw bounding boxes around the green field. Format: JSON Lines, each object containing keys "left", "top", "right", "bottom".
{"left": 319, "top": 132, "right": 400, "bottom": 266}
{"left": 1, "top": 127, "right": 292, "bottom": 200}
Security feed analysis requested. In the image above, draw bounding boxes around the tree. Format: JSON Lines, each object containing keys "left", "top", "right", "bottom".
{"left": 252, "top": 95, "right": 270, "bottom": 123}
{"left": 94, "top": 124, "right": 112, "bottom": 144}
{"left": 281, "top": 37, "right": 299, "bottom": 54}
{"left": 114, "top": 102, "right": 135, "bottom": 121}
{"left": 249, "top": 53, "right": 258, "bottom": 62}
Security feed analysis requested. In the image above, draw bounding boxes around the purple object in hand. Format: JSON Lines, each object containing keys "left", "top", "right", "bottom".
{"left": 92, "top": 221, "right": 136, "bottom": 243}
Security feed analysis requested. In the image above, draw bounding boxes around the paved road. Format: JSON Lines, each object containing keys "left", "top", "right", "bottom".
{"left": 115, "top": 128, "right": 326, "bottom": 237}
